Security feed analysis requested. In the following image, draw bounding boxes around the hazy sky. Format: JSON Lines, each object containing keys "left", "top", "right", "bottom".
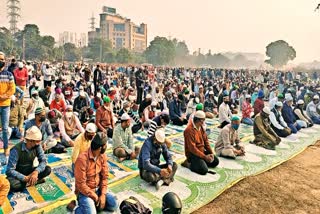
{"left": 0, "top": 0, "right": 319, "bottom": 63}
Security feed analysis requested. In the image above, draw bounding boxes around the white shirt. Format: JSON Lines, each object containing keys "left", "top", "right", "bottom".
{"left": 26, "top": 65, "right": 34, "bottom": 76}
{"left": 269, "top": 109, "right": 287, "bottom": 130}
{"left": 219, "top": 102, "right": 232, "bottom": 123}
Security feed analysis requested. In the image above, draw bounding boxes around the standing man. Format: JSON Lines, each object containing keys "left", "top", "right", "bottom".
{"left": 43, "top": 63, "right": 53, "bottom": 88}
{"left": 13, "top": 62, "right": 28, "bottom": 96}
{"left": 0, "top": 52, "right": 16, "bottom": 157}
{"left": 138, "top": 129, "right": 177, "bottom": 190}
{"left": 182, "top": 111, "right": 219, "bottom": 175}
{"left": 68, "top": 133, "right": 118, "bottom": 213}
{"left": 93, "top": 64, "right": 102, "bottom": 96}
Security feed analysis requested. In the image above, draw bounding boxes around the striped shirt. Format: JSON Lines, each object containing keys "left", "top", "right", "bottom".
{"left": 0, "top": 70, "right": 16, "bottom": 107}
{"left": 147, "top": 116, "right": 161, "bottom": 137}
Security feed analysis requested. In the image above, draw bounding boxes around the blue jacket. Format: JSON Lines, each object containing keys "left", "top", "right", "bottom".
{"left": 169, "top": 99, "right": 182, "bottom": 120}
{"left": 138, "top": 137, "right": 173, "bottom": 174}
{"left": 281, "top": 102, "right": 296, "bottom": 124}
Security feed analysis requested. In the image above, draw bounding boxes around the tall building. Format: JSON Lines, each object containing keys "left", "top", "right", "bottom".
{"left": 88, "top": 6, "right": 147, "bottom": 53}
{"left": 59, "top": 32, "right": 87, "bottom": 47}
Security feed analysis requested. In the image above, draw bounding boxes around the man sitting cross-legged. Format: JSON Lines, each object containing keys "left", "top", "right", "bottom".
{"left": 138, "top": 129, "right": 178, "bottom": 190}
{"left": 6, "top": 126, "right": 51, "bottom": 192}
{"left": 215, "top": 116, "right": 245, "bottom": 159}
{"left": 112, "top": 113, "right": 140, "bottom": 162}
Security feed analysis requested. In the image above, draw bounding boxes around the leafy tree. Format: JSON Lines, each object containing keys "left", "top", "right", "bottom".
{"left": 116, "top": 48, "right": 132, "bottom": 63}
{"left": 85, "top": 37, "right": 113, "bottom": 62}
{"left": 63, "top": 43, "right": 80, "bottom": 61}
{"left": 175, "top": 41, "right": 189, "bottom": 57}
{"left": 17, "top": 24, "right": 44, "bottom": 60}
{"left": 265, "top": 40, "right": 296, "bottom": 67}
{"left": 0, "top": 27, "right": 19, "bottom": 56}
{"left": 144, "top": 36, "right": 175, "bottom": 65}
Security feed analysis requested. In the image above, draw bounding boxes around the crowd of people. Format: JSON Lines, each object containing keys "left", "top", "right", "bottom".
{"left": 0, "top": 50, "right": 319, "bottom": 213}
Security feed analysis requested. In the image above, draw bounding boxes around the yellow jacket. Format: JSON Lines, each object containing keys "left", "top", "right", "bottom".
{"left": 0, "top": 70, "right": 16, "bottom": 107}
{"left": 0, "top": 176, "right": 10, "bottom": 207}
{"left": 71, "top": 133, "right": 93, "bottom": 163}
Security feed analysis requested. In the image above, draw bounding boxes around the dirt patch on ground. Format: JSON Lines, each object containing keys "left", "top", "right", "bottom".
{"left": 195, "top": 141, "right": 320, "bottom": 214}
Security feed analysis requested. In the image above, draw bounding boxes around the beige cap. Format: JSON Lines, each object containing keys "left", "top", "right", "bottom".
{"left": 155, "top": 129, "right": 165, "bottom": 143}
{"left": 25, "top": 126, "right": 42, "bottom": 141}
{"left": 262, "top": 107, "right": 271, "bottom": 115}
{"left": 121, "top": 113, "right": 131, "bottom": 121}
{"left": 86, "top": 123, "right": 97, "bottom": 133}
{"left": 194, "top": 110, "right": 206, "bottom": 119}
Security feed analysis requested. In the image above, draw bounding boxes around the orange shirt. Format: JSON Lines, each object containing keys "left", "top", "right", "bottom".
{"left": 96, "top": 106, "right": 114, "bottom": 131}
{"left": 184, "top": 122, "right": 213, "bottom": 160}
{"left": 74, "top": 149, "right": 108, "bottom": 201}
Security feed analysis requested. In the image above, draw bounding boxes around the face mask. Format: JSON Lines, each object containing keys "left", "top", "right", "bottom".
{"left": 66, "top": 112, "right": 73, "bottom": 118}
{"left": 0, "top": 61, "right": 5, "bottom": 69}
{"left": 39, "top": 116, "right": 46, "bottom": 122}
{"left": 232, "top": 124, "right": 239, "bottom": 130}
{"left": 224, "top": 101, "right": 229, "bottom": 104}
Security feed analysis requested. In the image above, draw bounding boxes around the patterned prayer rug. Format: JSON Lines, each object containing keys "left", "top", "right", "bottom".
{"left": 1, "top": 119, "right": 320, "bottom": 214}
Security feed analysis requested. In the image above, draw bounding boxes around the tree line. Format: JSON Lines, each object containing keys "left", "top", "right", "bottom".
{"left": 0, "top": 24, "right": 296, "bottom": 67}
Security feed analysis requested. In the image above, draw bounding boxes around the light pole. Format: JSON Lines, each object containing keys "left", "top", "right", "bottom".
{"left": 62, "top": 39, "right": 65, "bottom": 63}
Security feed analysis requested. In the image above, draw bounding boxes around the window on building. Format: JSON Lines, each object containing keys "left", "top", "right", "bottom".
{"left": 116, "top": 38, "right": 123, "bottom": 49}
{"left": 114, "top": 24, "right": 125, "bottom": 32}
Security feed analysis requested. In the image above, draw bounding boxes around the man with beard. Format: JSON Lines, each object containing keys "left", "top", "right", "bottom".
{"left": 59, "top": 105, "right": 85, "bottom": 147}
{"left": 113, "top": 113, "right": 140, "bottom": 162}
{"left": 294, "top": 99, "right": 313, "bottom": 128}
{"left": 67, "top": 133, "right": 118, "bottom": 213}
{"left": 6, "top": 126, "right": 51, "bottom": 192}
{"left": 218, "top": 94, "right": 232, "bottom": 128}
{"left": 118, "top": 101, "right": 143, "bottom": 133}
{"left": 306, "top": 95, "right": 320, "bottom": 124}
{"left": 252, "top": 107, "right": 281, "bottom": 150}
{"left": 26, "top": 90, "right": 45, "bottom": 120}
